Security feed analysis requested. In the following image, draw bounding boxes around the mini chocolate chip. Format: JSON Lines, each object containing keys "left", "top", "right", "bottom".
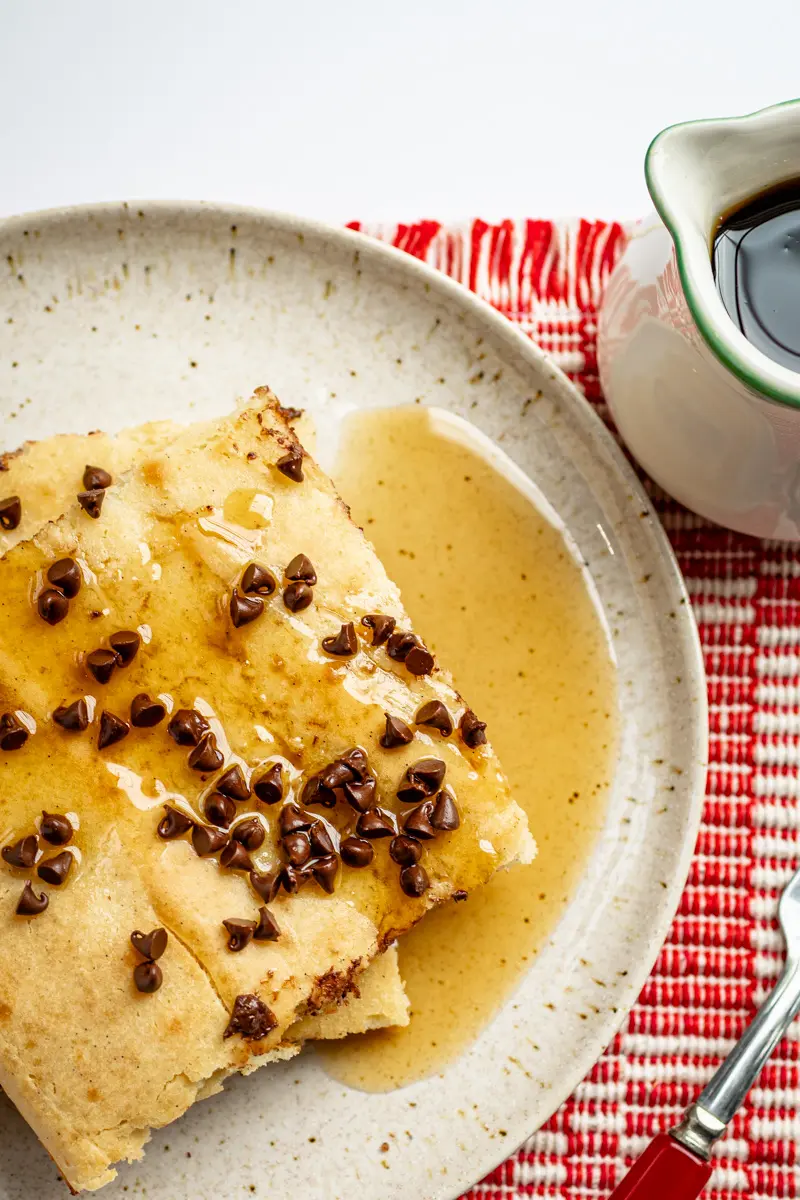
{"left": 130, "top": 928, "right": 168, "bottom": 960}
{"left": 47, "top": 557, "right": 82, "bottom": 598}
{"left": 53, "top": 698, "right": 89, "bottom": 731}
{"left": 77, "top": 488, "right": 105, "bottom": 519}
{"left": 2, "top": 835, "right": 38, "bottom": 869}
{"left": 431, "top": 788, "right": 460, "bottom": 831}
{"left": 386, "top": 630, "right": 417, "bottom": 662}
{"left": 283, "top": 580, "right": 314, "bottom": 612}
{"left": 109, "top": 630, "right": 141, "bottom": 666}
{"left": 204, "top": 792, "right": 236, "bottom": 828}
{"left": 405, "top": 643, "right": 435, "bottom": 676}
{"left": 191, "top": 824, "right": 229, "bottom": 857}
{"left": 390, "top": 835, "right": 422, "bottom": 867}
{"left": 284, "top": 553, "right": 317, "bottom": 584}
{"left": 224, "top": 993, "right": 277, "bottom": 1040}
{"left": 400, "top": 863, "right": 430, "bottom": 898}
{"left": 254, "top": 906, "right": 280, "bottom": 941}
{"left": 320, "top": 760, "right": 355, "bottom": 790}
{"left": 361, "top": 613, "right": 396, "bottom": 647}
{"left": 453, "top": 889, "right": 468, "bottom": 901}
{"left": 98, "top": 710, "right": 130, "bottom": 750}
{"left": 321, "top": 622, "right": 358, "bottom": 657}
{"left": 340, "top": 836, "right": 374, "bottom": 867}
{"left": 276, "top": 449, "right": 304, "bottom": 482}
{"left": 40, "top": 812, "right": 73, "bottom": 846}
{"left": 356, "top": 807, "right": 396, "bottom": 839}
{"left": 0, "top": 713, "right": 29, "bottom": 752}
{"left": 278, "top": 803, "right": 313, "bottom": 836}
{"left": 216, "top": 764, "right": 250, "bottom": 801}
{"left": 230, "top": 588, "right": 264, "bottom": 628}
{"left": 220, "top": 842, "right": 254, "bottom": 872}
{"left": 241, "top": 563, "right": 277, "bottom": 596}
{"left": 460, "top": 709, "right": 488, "bottom": 748}
{"left": 188, "top": 732, "right": 224, "bottom": 772}
{"left": 158, "top": 805, "right": 194, "bottom": 839}
{"left": 223, "top": 918, "right": 256, "bottom": 952}
{"left": 0, "top": 495, "right": 21, "bottom": 531}
{"left": 380, "top": 713, "right": 414, "bottom": 749}
{"left": 134, "top": 960, "right": 162, "bottom": 993}
{"left": 83, "top": 464, "right": 113, "bottom": 490}
{"left": 406, "top": 758, "right": 446, "bottom": 796}
{"left": 414, "top": 700, "right": 453, "bottom": 735}
{"left": 309, "top": 821, "right": 335, "bottom": 857}
{"left": 130, "top": 692, "right": 167, "bottom": 728}
{"left": 16, "top": 882, "right": 48, "bottom": 916}
{"left": 250, "top": 869, "right": 282, "bottom": 903}
{"left": 37, "top": 851, "right": 73, "bottom": 885}
{"left": 312, "top": 855, "right": 338, "bottom": 894}
{"left": 343, "top": 777, "right": 376, "bottom": 813}
{"left": 86, "top": 649, "right": 118, "bottom": 685}
{"left": 283, "top": 831, "right": 311, "bottom": 866}
{"left": 231, "top": 816, "right": 265, "bottom": 850}
{"left": 301, "top": 776, "right": 336, "bottom": 808}
{"left": 168, "top": 708, "right": 209, "bottom": 746}
{"left": 403, "top": 800, "right": 437, "bottom": 841}
{"left": 37, "top": 588, "right": 69, "bottom": 625}
{"left": 253, "top": 762, "right": 283, "bottom": 805}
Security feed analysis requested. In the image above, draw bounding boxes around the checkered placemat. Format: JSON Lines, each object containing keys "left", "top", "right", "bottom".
{"left": 351, "top": 218, "right": 798, "bottom": 1200}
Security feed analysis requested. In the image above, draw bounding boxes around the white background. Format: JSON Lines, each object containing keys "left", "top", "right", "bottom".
{"left": 1, "top": 0, "right": 799, "bottom": 223}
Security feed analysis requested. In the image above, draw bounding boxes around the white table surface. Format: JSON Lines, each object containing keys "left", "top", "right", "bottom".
{"left": 1, "top": 0, "right": 798, "bottom": 224}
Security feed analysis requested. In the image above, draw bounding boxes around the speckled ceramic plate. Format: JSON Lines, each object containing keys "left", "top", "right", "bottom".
{"left": 0, "top": 204, "right": 707, "bottom": 1200}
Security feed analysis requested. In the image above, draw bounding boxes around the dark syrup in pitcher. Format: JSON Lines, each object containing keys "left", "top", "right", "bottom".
{"left": 713, "top": 181, "right": 800, "bottom": 371}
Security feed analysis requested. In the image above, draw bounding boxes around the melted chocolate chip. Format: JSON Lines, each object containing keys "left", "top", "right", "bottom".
{"left": 216, "top": 764, "right": 250, "bottom": 802}
{"left": 278, "top": 803, "right": 313, "bottom": 836}
{"left": 37, "top": 588, "right": 69, "bottom": 625}
{"left": 98, "top": 710, "right": 130, "bottom": 750}
{"left": 219, "top": 842, "right": 254, "bottom": 872}
{"left": 453, "top": 889, "right": 468, "bottom": 901}
{"left": 86, "top": 649, "right": 118, "bottom": 685}
{"left": 400, "top": 863, "right": 430, "bottom": 898}
{"left": 284, "top": 553, "right": 317, "bottom": 584}
{"left": 356, "top": 807, "right": 396, "bottom": 839}
{"left": 77, "top": 488, "right": 105, "bottom": 519}
{"left": 301, "top": 776, "right": 336, "bottom": 809}
{"left": 191, "top": 824, "right": 229, "bottom": 857}
{"left": 47, "top": 557, "right": 82, "bottom": 598}
{"left": 380, "top": 713, "right": 414, "bottom": 749}
{"left": 343, "top": 777, "right": 376, "bottom": 814}
{"left": 312, "top": 855, "right": 338, "bottom": 894}
{"left": 459, "top": 709, "right": 488, "bottom": 748}
{"left": 231, "top": 816, "right": 265, "bottom": 851}
{"left": 109, "top": 630, "right": 141, "bottom": 666}
{"left": 309, "top": 821, "right": 335, "bottom": 857}
{"left": 361, "top": 613, "right": 396, "bottom": 647}
{"left": 83, "top": 465, "right": 112, "bottom": 490}
{"left": 188, "top": 732, "right": 224, "bottom": 772}
{"left": 230, "top": 588, "right": 264, "bottom": 628}
{"left": 158, "top": 805, "right": 193, "bottom": 839}
{"left": 253, "top": 762, "right": 284, "bottom": 805}
{"left": 283, "top": 830, "right": 311, "bottom": 867}
{"left": 254, "top": 906, "right": 280, "bottom": 941}
{"left": 321, "top": 622, "right": 358, "bottom": 657}
{"left": 431, "top": 788, "right": 460, "bottom": 831}
{"left": 224, "top": 993, "right": 277, "bottom": 1040}
{"left": 250, "top": 869, "right": 282, "bottom": 903}
{"left": 276, "top": 449, "right": 304, "bottom": 482}
{"left": 283, "top": 580, "right": 314, "bottom": 612}
{"left": 386, "top": 630, "right": 417, "bottom": 662}
{"left": 40, "top": 812, "right": 73, "bottom": 846}
{"left": 390, "top": 835, "right": 422, "bottom": 867}
{"left": 223, "top": 918, "right": 256, "bottom": 952}
{"left": 414, "top": 700, "right": 453, "bottom": 736}
{"left": 204, "top": 792, "right": 236, "bottom": 828}
{"left": 37, "top": 851, "right": 73, "bottom": 885}
{"left": 130, "top": 928, "right": 168, "bottom": 960}
{"left": 403, "top": 800, "right": 437, "bottom": 841}
{"left": 241, "top": 563, "right": 277, "bottom": 596}
{"left": 339, "top": 836, "right": 374, "bottom": 868}
{"left": 130, "top": 692, "right": 167, "bottom": 728}
{"left": 53, "top": 698, "right": 89, "bottom": 731}
{"left": 2, "top": 835, "right": 38, "bottom": 869}
{"left": 0, "top": 712, "right": 29, "bottom": 752}
{"left": 134, "top": 960, "right": 163, "bottom": 993}
{"left": 16, "top": 882, "right": 48, "bottom": 916}
{"left": 0, "top": 495, "right": 21, "bottom": 531}
{"left": 168, "top": 708, "right": 209, "bottom": 747}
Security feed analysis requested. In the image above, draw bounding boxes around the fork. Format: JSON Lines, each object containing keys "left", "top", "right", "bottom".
{"left": 608, "top": 861, "right": 800, "bottom": 1198}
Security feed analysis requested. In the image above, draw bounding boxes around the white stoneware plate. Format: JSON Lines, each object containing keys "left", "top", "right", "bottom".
{"left": 0, "top": 204, "right": 707, "bottom": 1200}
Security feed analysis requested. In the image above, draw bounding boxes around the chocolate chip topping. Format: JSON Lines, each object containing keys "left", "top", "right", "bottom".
{"left": 37, "top": 588, "right": 69, "bottom": 625}
{"left": 321, "top": 622, "right": 358, "bottom": 657}
{"left": 453, "top": 889, "right": 468, "bottom": 902}
{"left": 223, "top": 918, "right": 257, "bottom": 952}
{"left": 241, "top": 562, "right": 277, "bottom": 596}
{"left": 361, "top": 613, "right": 396, "bottom": 647}
{"left": 459, "top": 709, "right": 488, "bottom": 748}
{"left": 340, "top": 836, "right": 374, "bottom": 867}
{"left": 390, "top": 835, "right": 422, "bottom": 866}
{"left": 188, "top": 731, "right": 224, "bottom": 772}
{"left": 77, "top": 488, "right": 105, "bottom": 519}
{"left": 414, "top": 700, "right": 453, "bottom": 736}
{"left": 53, "top": 698, "right": 90, "bottom": 731}
{"left": 403, "top": 800, "right": 437, "bottom": 840}
{"left": 343, "top": 777, "right": 377, "bottom": 814}
{"left": 219, "top": 842, "right": 254, "bottom": 872}
{"left": 0, "top": 495, "right": 21, "bottom": 531}
{"left": 168, "top": 708, "right": 209, "bottom": 746}
{"left": 400, "top": 863, "right": 430, "bottom": 898}
{"left": 254, "top": 906, "right": 280, "bottom": 941}
{"left": 398, "top": 757, "right": 446, "bottom": 801}
{"left": 191, "top": 824, "right": 229, "bottom": 857}
{"left": 158, "top": 805, "right": 194, "bottom": 839}
{"left": 431, "top": 788, "right": 460, "bottom": 831}
{"left": 204, "top": 792, "right": 236, "bottom": 828}
{"left": 216, "top": 764, "right": 250, "bottom": 802}
{"left": 83, "top": 465, "right": 113, "bottom": 490}
{"left": 86, "top": 649, "right": 118, "bottom": 685}
{"left": 2, "top": 835, "right": 38, "bottom": 869}
{"left": 386, "top": 630, "right": 417, "bottom": 662}
{"left": 341, "top": 746, "right": 370, "bottom": 777}
{"left": 283, "top": 580, "right": 314, "bottom": 613}
{"left": 47, "top": 557, "right": 82, "bottom": 598}
{"left": 98, "top": 710, "right": 130, "bottom": 750}
{"left": 283, "top": 831, "right": 311, "bottom": 866}
{"left": 230, "top": 588, "right": 264, "bottom": 628}
{"left": 253, "top": 762, "right": 283, "bottom": 805}
{"left": 109, "top": 629, "right": 141, "bottom": 666}
{"left": 231, "top": 816, "right": 265, "bottom": 851}
{"left": 40, "top": 812, "right": 73, "bottom": 846}
{"left": 356, "top": 807, "right": 396, "bottom": 839}
{"left": 37, "top": 851, "right": 73, "bottom": 885}
{"left": 280, "top": 862, "right": 307, "bottom": 894}
{"left": 312, "top": 855, "right": 338, "bottom": 894}
{"left": 284, "top": 553, "right": 317, "bottom": 584}
{"left": 319, "top": 760, "right": 354, "bottom": 791}
{"left": 16, "top": 882, "right": 48, "bottom": 916}
{"left": 250, "top": 869, "right": 282, "bottom": 903}
{"left": 276, "top": 449, "right": 304, "bottom": 482}
{"left": 0, "top": 712, "right": 29, "bottom": 752}
{"left": 133, "top": 961, "right": 163, "bottom": 993}
{"left": 130, "top": 692, "right": 167, "bottom": 728}
{"left": 309, "top": 821, "right": 335, "bottom": 857}
{"left": 406, "top": 643, "right": 435, "bottom": 676}
{"left": 278, "top": 803, "right": 313, "bottom": 836}
{"left": 224, "top": 993, "right": 277, "bottom": 1040}
{"left": 380, "top": 713, "right": 414, "bottom": 749}
{"left": 130, "top": 928, "right": 168, "bottom": 960}
{"left": 301, "top": 775, "right": 336, "bottom": 808}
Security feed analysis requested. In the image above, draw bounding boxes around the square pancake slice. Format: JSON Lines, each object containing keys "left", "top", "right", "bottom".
{"left": 0, "top": 389, "right": 533, "bottom": 1191}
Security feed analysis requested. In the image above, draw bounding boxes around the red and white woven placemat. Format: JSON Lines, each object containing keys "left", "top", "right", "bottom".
{"left": 352, "top": 218, "right": 798, "bottom": 1200}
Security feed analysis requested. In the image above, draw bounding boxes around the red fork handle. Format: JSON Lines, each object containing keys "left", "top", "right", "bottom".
{"left": 608, "top": 1133, "right": 713, "bottom": 1200}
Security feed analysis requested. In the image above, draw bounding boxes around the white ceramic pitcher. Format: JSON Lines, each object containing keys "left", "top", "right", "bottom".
{"left": 598, "top": 100, "right": 800, "bottom": 541}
